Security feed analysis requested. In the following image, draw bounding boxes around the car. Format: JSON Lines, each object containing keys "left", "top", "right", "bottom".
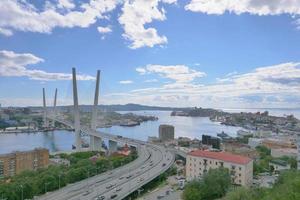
{"left": 95, "top": 195, "right": 105, "bottom": 200}
{"left": 162, "top": 163, "right": 166, "bottom": 167}
{"left": 126, "top": 175, "right": 132, "bottom": 179}
{"left": 110, "top": 194, "right": 118, "bottom": 199}
{"left": 106, "top": 184, "right": 115, "bottom": 189}
{"left": 116, "top": 188, "right": 122, "bottom": 192}
{"left": 119, "top": 176, "right": 124, "bottom": 180}
{"left": 83, "top": 191, "right": 90, "bottom": 196}
{"left": 157, "top": 195, "right": 164, "bottom": 199}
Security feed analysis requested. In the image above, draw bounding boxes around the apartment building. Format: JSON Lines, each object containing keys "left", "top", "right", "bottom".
{"left": 159, "top": 124, "right": 175, "bottom": 142}
{"left": 186, "top": 150, "right": 253, "bottom": 187}
{"left": 0, "top": 148, "right": 49, "bottom": 178}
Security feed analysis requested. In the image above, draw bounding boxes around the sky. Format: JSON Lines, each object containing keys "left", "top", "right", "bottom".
{"left": 0, "top": 0, "right": 300, "bottom": 108}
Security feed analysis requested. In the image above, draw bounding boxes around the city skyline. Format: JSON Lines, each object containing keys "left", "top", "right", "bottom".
{"left": 1, "top": 0, "right": 300, "bottom": 108}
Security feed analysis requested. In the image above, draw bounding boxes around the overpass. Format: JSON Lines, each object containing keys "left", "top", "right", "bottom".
{"left": 39, "top": 68, "right": 175, "bottom": 200}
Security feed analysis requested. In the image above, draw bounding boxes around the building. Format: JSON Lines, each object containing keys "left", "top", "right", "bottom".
{"left": 202, "top": 135, "right": 221, "bottom": 149}
{"left": 248, "top": 138, "right": 263, "bottom": 149}
{"left": 253, "top": 173, "right": 277, "bottom": 188}
{"left": 297, "top": 133, "right": 300, "bottom": 170}
{"left": 186, "top": 150, "right": 253, "bottom": 186}
{"left": 262, "top": 138, "right": 296, "bottom": 149}
{"left": 271, "top": 148, "right": 297, "bottom": 158}
{"left": 253, "top": 130, "right": 272, "bottom": 138}
{"left": 148, "top": 136, "right": 161, "bottom": 143}
{"left": 269, "top": 160, "right": 291, "bottom": 173}
{"left": 159, "top": 124, "right": 175, "bottom": 142}
{"left": 49, "top": 158, "right": 70, "bottom": 166}
{"left": 237, "top": 130, "right": 253, "bottom": 138}
{"left": 0, "top": 148, "right": 49, "bottom": 178}
{"left": 177, "top": 137, "right": 191, "bottom": 147}
{"left": 223, "top": 141, "right": 259, "bottom": 160}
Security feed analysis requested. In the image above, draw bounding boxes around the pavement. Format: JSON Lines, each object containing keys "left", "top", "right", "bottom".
{"left": 37, "top": 144, "right": 174, "bottom": 200}
{"left": 137, "top": 176, "right": 183, "bottom": 200}
{"left": 37, "top": 118, "right": 175, "bottom": 200}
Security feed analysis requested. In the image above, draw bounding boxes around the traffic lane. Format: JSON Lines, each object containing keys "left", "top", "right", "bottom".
{"left": 102, "top": 149, "right": 174, "bottom": 200}
{"left": 87, "top": 146, "right": 166, "bottom": 200}
{"left": 38, "top": 145, "right": 151, "bottom": 200}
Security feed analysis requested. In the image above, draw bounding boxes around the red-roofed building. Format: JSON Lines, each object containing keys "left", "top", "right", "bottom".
{"left": 186, "top": 150, "right": 253, "bottom": 186}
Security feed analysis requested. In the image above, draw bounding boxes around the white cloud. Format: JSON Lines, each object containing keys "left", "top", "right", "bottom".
{"left": 97, "top": 26, "right": 112, "bottom": 33}
{"left": 110, "top": 62, "right": 300, "bottom": 108}
{"left": 119, "top": 80, "right": 133, "bottom": 84}
{"left": 0, "top": 0, "right": 177, "bottom": 49}
{"left": 145, "top": 79, "right": 158, "bottom": 83}
{"left": 185, "top": 0, "right": 300, "bottom": 29}
{"left": 0, "top": 50, "right": 95, "bottom": 81}
{"left": 136, "top": 64, "right": 206, "bottom": 83}
{"left": 0, "top": 27, "right": 13, "bottom": 36}
{"left": 0, "top": 0, "right": 118, "bottom": 36}
{"left": 185, "top": 0, "right": 300, "bottom": 15}
{"left": 136, "top": 67, "right": 147, "bottom": 75}
{"left": 57, "top": 0, "right": 75, "bottom": 10}
{"left": 118, "top": 0, "right": 176, "bottom": 49}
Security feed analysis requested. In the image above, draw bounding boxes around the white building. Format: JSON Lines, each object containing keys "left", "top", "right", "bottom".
{"left": 248, "top": 138, "right": 263, "bottom": 149}
{"left": 271, "top": 148, "right": 297, "bottom": 158}
{"left": 297, "top": 134, "right": 300, "bottom": 170}
{"left": 269, "top": 160, "right": 291, "bottom": 173}
{"left": 253, "top": 130, "right": 272, "bottom": 138}
{"left": 186, "top": 150, "right": 253, "bottom": 187}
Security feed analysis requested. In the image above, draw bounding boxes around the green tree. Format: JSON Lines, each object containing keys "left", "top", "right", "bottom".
{"left": 183, "top": 168, "right": 231, "bottom": 200}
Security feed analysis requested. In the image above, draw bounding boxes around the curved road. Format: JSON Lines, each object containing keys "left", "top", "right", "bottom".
{"left": 37, "top": 118, "right": 175, "bottom": 200}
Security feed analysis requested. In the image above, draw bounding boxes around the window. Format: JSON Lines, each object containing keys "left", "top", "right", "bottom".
{"left": 239, "top": 167, "right": 242, "bottom": 171}
{"left": 239, "top": 173, "right": 241, "bottom": 177}
{"left": 0, "top": 160, "right": 4, "bottom": 178}
{"left": 215, "top": 162, "right": 218, "bottom": 165}
{"left": 220, "top": 162, "right": 224, "bottom": 167}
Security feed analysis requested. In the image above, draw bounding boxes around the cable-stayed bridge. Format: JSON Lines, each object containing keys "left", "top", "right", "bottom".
{"left": 37, "top": 68, "right": 175, "bottom": 200}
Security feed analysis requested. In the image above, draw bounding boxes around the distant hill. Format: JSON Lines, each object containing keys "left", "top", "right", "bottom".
{"left": 97, "top": 103, "right": 189, "bottom": 111}
{"left": 29, "top": 103, "right": 191, "bottom": 112}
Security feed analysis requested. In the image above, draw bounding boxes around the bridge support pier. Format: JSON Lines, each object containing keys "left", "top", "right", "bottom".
{"left": 108, "top": 140, "right": 118, "bottom": 154}
{"left": 90, "top": 136, "right": 102, "bottom": 151}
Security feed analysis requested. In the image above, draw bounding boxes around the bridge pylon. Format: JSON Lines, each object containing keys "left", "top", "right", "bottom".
{"left": 51, "top": 88, "right": 57, "bottom": 127}
{"left": 72, "top": 68, "right": 81, "bottom": 151}
{"left": 90, "top": 70, "right": 102, "bottom": 151}
{"left": 42, "top": 88, "right": 49, "bottom": 128}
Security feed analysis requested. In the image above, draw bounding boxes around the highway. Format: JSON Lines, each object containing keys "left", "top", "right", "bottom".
{"left": 37, "top": 118, "right": 175, "bottom": 200}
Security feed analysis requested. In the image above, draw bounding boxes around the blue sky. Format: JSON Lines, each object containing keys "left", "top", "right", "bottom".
{"left": 0, "top": 0, "right": 300, "bottom": 108}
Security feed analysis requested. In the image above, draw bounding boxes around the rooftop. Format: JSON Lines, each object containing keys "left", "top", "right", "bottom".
{"left": 188, "top": 150, "right": 252, "bottom": 165}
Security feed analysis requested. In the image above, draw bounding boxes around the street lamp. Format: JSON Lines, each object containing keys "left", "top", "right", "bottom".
{"left": 58, "top": 174, "right": 62, "bottom": 190}
{"left": 20, "top": 185, "right": 23, "bottom": 200}
{"left": 85, "top": 169, "right": 90, "bottom": 192}
{"left": 44, "top": 182, "right": 49, "bottom": 193}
